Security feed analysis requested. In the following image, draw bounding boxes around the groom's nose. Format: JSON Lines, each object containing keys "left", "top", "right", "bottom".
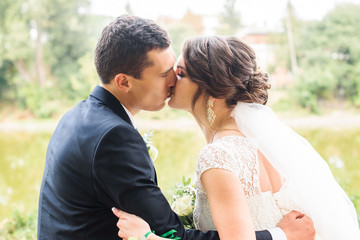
{"left": 167, "top": 69, "right": 177, "bottom": 87}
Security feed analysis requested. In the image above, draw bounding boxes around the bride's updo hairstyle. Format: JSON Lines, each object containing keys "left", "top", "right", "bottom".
{"left": 182, "top": 36, "right": 271, "bottom": 111}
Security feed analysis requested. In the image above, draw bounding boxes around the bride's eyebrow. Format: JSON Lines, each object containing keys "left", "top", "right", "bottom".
{"left": 176, "top": 65, "right": 186, "bottom": 71}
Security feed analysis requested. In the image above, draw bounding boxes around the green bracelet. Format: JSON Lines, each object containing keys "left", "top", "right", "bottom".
{"left": 140, "top": 230, "right": 155, "bottom": 240}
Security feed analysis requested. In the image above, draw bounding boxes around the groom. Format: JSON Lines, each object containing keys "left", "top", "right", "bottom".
{"left": 37, "top": 15, "right": 315, "bottom": 240}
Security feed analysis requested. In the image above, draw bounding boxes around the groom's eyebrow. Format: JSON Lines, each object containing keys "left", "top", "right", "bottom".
{"left": 161, "top": 67, "right": 174, "bottom": 76}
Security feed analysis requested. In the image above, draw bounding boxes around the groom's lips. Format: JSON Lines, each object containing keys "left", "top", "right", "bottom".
{"left": 166, "top": 91, "right": 171, "bottom": 99}
{"left": 167, "top": 87, "right": 174, "bottom": 98}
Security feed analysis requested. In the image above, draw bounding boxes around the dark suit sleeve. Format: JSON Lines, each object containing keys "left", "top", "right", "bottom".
{"left": 92, "top": 125, "right": 271, "bottom": 240}
{"left": 256, "top": 231, "right": 273, "bottom": 240}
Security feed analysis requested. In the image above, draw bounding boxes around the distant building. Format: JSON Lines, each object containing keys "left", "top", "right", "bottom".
{"left": 239, "top": 27, "right": 293, "bottom": 88}
{"left": 239, "top": 28, "right": 273, "bottom": 72}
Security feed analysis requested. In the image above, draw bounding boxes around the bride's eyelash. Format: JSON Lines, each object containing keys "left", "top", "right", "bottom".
{"left": 177, "top": 69, "right": 184, "bottom": 77}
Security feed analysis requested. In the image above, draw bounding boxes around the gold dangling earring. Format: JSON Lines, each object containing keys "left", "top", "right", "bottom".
{"left": 207, "top": 98, "right": 216, "bottom": 126}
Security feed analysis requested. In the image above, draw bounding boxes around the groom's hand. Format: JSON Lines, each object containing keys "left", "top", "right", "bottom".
{"left": 277, "top": 210, "right": 315, "bottom": 240}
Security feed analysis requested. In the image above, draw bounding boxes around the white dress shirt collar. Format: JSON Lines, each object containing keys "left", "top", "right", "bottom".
{"left": 121, "top": 104, "right": 136, "bottom": 128}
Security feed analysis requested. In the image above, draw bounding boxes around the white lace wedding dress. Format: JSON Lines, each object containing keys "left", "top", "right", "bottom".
{"left": 192, "top": 103, "right": 360, "bottom": 239}
{"left": 193, "top": 135, "right": 316, "bottom": 238}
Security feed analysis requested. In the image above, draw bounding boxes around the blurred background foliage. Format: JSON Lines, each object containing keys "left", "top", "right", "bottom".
{"left": 0, "top": 0, "right": 359, "bottom": 238}
{"left": 0, "top": 0, "right": 359, "bottom": 118}
{"left": 0, "top": 0, "right": 108, "bottom": 117}
{"left": 293, "top": 4, "right": 360, "bottom": 112}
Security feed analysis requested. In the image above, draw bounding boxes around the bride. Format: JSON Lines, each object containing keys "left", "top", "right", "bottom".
{"left": 112, "top": 36, "right": 360, "bottom": 239}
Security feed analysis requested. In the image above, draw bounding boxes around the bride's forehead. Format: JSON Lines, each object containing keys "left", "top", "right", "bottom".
{"left": 176, "top": 55, "right": 184, "bottom": 64}
{"left": 175, "top": 56, "right": 185, "bottom": 70}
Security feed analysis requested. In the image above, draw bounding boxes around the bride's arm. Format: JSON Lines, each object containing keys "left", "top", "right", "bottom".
{"left": 201, "top": 168, "right": 256, "bottom": 240}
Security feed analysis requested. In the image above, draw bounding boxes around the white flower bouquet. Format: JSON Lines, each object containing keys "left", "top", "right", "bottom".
{"left": 171, "top": 177, "right": 196, "bottom": 229}
{"left": 142, "top": 131, "right": 158, "bottom": 161}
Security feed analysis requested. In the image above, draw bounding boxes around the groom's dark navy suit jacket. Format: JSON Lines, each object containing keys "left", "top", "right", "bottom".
{"left": 38, "top": 86, "right": 272, "bottom": 240}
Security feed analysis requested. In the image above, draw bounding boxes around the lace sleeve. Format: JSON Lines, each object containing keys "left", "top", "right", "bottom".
{"left": 196, "top": 144, "right": 240, "bottom": 178}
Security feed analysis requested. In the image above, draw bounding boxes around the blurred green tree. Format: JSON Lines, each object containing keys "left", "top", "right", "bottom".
{"left": 216, "top": 0, "right": 241, "bottom": 35}
{"left": 159, "top": 10, "right": 204, "bottom": 57}
{"left": 0, "top": 0, "right": 109, "bottom": 117}
{"left": 0, "top": 0, "right": 34, "bottom": 85}
{"left": 125, "top": 1, "right": 134, "bottom": 15}
{"left": 271, "top": 3, "right": 360, "bottom": 112}
{"left": 294, "top": 3, "right": 360, "bottom": 112}
{"left": 268, "top": 0, "right": 302, "bottom": 75}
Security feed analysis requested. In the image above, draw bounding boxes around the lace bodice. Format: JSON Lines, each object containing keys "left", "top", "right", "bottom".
{"left": 196, "top": 136, "right": 261, "bottom": 198}
{"left": 193, "top": 136, "right": 299, "bottom": 232}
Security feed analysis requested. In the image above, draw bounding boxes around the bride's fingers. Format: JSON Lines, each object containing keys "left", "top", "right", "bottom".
{"left": 118, "top": 228, "right": 123, "bottom": 238}
{"left": 116, "top": 218, "right": 128, "bottom": 229}
{"left": 112, "top": 207, "right": 121, "bottom": 218}
{"left": 118, "top": 227, "right": 128, "bottom": 239}
{"left": 112, "top": 207, "right": 131, "bottom": 219}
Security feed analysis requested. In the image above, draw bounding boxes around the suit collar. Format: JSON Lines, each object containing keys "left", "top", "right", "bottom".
{"left": 90, "top": 85, "right": 133, "bottom": 127}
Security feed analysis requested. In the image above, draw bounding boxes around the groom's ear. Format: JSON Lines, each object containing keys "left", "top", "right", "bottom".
{"left": 114, "top": 73, "right": 130, "bottom": 93}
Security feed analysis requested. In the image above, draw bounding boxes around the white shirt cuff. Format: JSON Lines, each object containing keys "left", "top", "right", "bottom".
{"left": 268, "top": 227, "right": 287, "bottom": 240}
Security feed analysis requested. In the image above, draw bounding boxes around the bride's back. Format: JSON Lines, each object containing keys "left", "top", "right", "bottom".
{"left": 257, "top": 150, "right": 283, "bottom": 194}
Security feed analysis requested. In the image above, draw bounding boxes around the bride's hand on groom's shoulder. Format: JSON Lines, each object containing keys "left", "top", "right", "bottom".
{"left": 277, "top": 210, "right": 316, "bottom": 240}
{"left": 112, "top": 207, "right": 151, "bottom": 240}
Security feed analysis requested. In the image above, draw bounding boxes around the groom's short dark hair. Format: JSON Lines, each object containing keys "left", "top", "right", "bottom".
{"left": 94, "top": 15, "right": 171, "bottom": 84}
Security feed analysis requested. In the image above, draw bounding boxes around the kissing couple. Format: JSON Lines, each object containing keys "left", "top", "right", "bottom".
{"left": 37, "top": 15, "right": 360, "bottom": 240}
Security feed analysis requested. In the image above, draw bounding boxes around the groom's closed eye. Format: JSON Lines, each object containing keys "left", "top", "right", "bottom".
{"left": 161, "top": 67, "right": 174, "bottom": 78}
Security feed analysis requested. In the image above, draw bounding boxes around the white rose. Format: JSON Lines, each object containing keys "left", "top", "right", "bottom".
{"left": 171, "top": 194, "right": 194, "bottom": 216}
{"left": 147, "top": 144, "right": 158, "bottom": 161}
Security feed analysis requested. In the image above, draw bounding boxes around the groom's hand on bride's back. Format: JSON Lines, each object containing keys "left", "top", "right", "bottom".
{"left": 277, "top": 210, "right": 315, "bottom": 240}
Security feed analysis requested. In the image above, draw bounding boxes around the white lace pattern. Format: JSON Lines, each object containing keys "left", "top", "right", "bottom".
{"left": 193, "top": 103, "right": 360, "bottom": 239}
{"left": 193, "top": 136, "right": 301, "bottom": 233}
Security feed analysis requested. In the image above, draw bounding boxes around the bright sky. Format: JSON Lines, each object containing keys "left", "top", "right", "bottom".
{"left": 91, "top": 0, "right": 360, "bottom": 28}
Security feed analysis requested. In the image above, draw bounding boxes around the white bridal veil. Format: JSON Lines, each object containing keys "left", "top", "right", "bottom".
{"left": 231, "top": 102, "right": 360, "bottom": 239}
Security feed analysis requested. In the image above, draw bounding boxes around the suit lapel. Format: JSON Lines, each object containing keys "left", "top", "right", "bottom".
{"left": 89, "top": 85, "right": 133, "bottom": 127}
{"left": 90, "top": 86, "right": 158, "bottom": 184}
